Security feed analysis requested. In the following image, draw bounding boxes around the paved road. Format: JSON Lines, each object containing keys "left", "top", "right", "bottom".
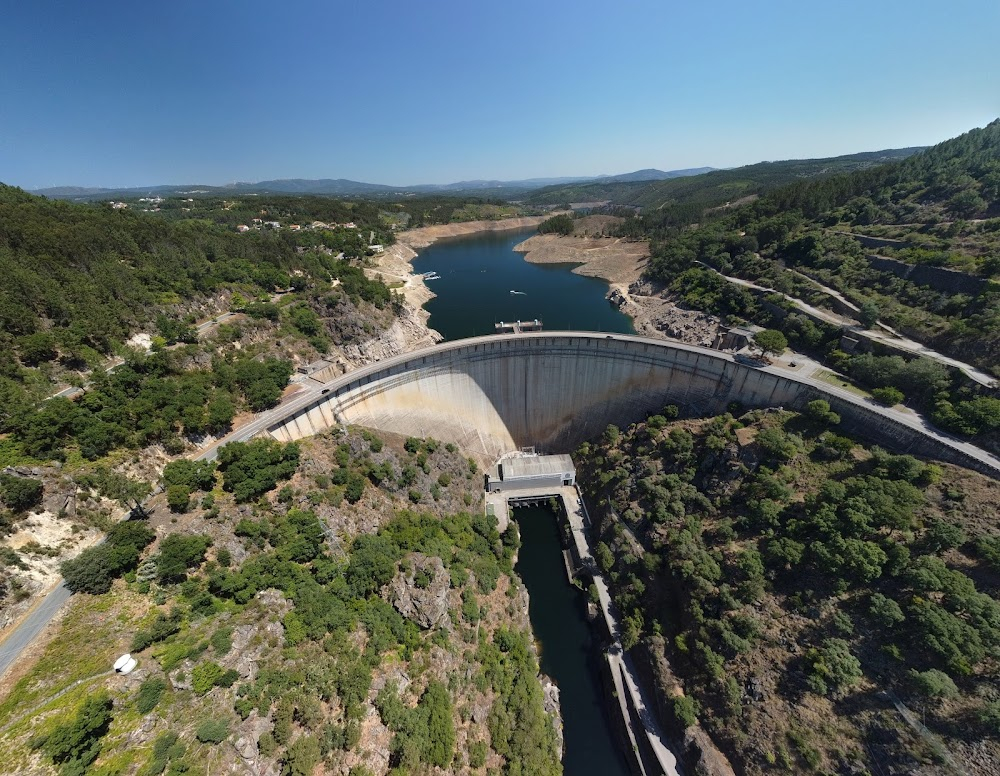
{"left": 195, "top": 381, "right": 324, "bottom": 462}
{"left": 251, "top": 330, "right": 1000, "bottom": 478}
{"left": 704, "top": 265, "right": 997, "bottom": 388}
{"left": 194, "top": 311, "right": 235, "bottom": 335}
{"left": 0, "top": 583, "right": 72, "bottom": 680}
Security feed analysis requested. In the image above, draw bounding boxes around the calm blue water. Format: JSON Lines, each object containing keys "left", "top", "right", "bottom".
{"left": 410, "top": 228, "right": 635, "bottom": 341}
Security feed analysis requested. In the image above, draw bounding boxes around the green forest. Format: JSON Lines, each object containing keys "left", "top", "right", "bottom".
{"left": 576, "top": 407, "right": 1000, "bottom": 774}
{"left": 0, "top": 185, "right": 410, "bottom": 467}
{"left": 525, "top": 148, "right": 923, "bottom": 211}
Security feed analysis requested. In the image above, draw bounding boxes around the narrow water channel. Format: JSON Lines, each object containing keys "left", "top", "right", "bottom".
{"left": 514, "top": 506, "right": 632, "bottom": 776}
{"left": 410, "top": 228, "right": 634, "bottom": 340}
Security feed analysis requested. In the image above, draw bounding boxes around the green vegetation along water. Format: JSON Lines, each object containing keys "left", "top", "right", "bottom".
{"left": 411, "top": 228, "right": 635, "bottom": 340}
{"left": 514, "top": 506, "right": 632, "bottom": 776}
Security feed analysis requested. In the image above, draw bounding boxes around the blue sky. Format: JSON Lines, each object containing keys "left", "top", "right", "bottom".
{"left": 1, "top": 0, "right": 997, "bottom": 189}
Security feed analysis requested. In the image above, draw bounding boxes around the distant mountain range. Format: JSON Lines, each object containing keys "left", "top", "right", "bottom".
{"left": 30, "top": 167, "right": 718, "bottom": 201}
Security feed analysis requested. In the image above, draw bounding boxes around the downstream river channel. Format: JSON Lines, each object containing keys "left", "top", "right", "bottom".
{"left": 516, "top": 507, "right": 632, "bottom": 776}
{"left": 410, "top": 228, "right": 634, "bottom": 340}
{"left": 412, "top": 229, "right": 633, "bottom": 775}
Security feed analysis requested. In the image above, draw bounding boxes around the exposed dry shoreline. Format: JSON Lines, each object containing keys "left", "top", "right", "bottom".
{"left": 513, "top": 233, "right": 650, "bottom": 285}
{"left": 513, "top": 230, "right": 724, "bottom": 348}
{"left": 397, "top": 215, "right": 558, "bottom": 250}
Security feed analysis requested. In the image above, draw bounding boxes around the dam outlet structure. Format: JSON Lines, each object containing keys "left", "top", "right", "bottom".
{"left": 263, "top": 332, "right": 1000, "bottom": 479}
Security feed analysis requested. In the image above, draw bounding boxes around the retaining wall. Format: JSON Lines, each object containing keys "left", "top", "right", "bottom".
{"left": 866, "top": 254, "right": 988, "bottom": 296}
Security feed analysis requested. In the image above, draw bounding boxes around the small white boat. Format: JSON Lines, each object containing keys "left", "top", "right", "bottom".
{"left": 509, "top": 290, "right": 526, "bottom": 295}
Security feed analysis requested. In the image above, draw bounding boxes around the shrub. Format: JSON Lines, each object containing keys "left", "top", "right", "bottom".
{"left": 981, "top": 701, "right": 1000, "bottom": 735}
{"left": 216, "top": 439, "right": 300, "bottom": 502}
{"left": 211, "top": 626, "right": 233, "bottom": 655}
{"left": 910, "top": 669, "right": 959, "bottom": 699}
{"left": 135, "top": 676, "right": 167, "bottom": 714}
{"left": 156, "top": 533, "right": 211, "bottom": 583}
{"left": 131, "top": 609, "right": 182, "bottom": 652}
{"left": 869, "top": 593, "right": 905, "bottom": 628}
{"left": 344, "top": 471, "right": 366, "bottom": 504}
{"left": 871, "top": 386, "right": 904, "bottom": 406}
{"left": 191, "top": 661, "right": 236, "bottom": 695}
{"left": 806, "top": 399, "right": 840, "bottom": 426}
{"left": 162, "top": 459, "right": 216, "bottom": 492}
{"left": 0, "top": 474, "right": 43, "bottom": 512}
{"left": 537, "top": 213, "right": 574, "bottom": 235}
{"left": 671, "top": 695, "right": 699, "bottom": 728}
{"left": 195, "top": 719, "right": 229, "bottom": 744}
{"left": 33, "top": 692, "right": 113, "bottom": 774}
{"left": 806, "top": 638, "right": 862, "bottom": 697}
{"left": 146, "top": 730, "right": 186, "bottom": 774}
{"left": 421, "top": 680, "right": 455, "bottom": 768}
{"left": 166, "top": 484, "right": 191, "bottom": 513}
{"left": 468, "top": 738, "right": 488, "bottom": 768}
{"left": 284, "top": 735, "right": 321, "bottom": 775}
{"left": 923, "top": 517, "right": 967, "bottom": 553}
{"left": 756, "top": 427, "right": 801, "bottom": 461}
{"left": 61, "top": 521, "right": 155, "bottom": 594}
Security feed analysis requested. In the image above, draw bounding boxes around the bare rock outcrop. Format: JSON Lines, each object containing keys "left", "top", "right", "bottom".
{"left": 540, "top": 675, "right": 565, "bottom": 757}
{"left": 387, "top": 552, "right": 451, "bottom": 630}
{"left": 683, "top": 726, "right": 737, "bottom": 776}
{"left": 340, "top": 307, "right": 441, "bottom": 369}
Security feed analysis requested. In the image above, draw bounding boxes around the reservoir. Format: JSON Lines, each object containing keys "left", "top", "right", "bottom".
{"left": 410, "top": 228, "right": 634, "bottom": 340}
{"left": 515, "top": 506, "right": 632, "bottom": 776}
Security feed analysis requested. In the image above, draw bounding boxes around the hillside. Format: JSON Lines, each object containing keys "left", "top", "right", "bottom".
{"left": 619, "top": 120, "right": 1000, "bottom": 454}
{"left": 0, "top": 185, "right": 395, "bottom": 370}
{"left": 0, "top": 429, "right": 562, "bottom": 775}
{"left": 0, "top": 186, "right": 431, "bottom": 535}
{"left": 525, "top": 148, "right": 924, "bottom": 218}
{"left": 575, "top": 407, "right": 1000, "bottom": 775}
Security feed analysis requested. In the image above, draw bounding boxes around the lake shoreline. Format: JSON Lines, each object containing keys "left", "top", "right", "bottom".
{"left": 373, "top": 215, "right": 562, "bottom": 347}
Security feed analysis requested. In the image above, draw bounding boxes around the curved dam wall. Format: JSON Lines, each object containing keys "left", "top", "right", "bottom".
{"left": 266, "top": 333, "right": 1000, "bottom": 478}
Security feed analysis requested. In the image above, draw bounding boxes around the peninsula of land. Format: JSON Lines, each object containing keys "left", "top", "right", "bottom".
{"left": 514, "top": 215, "right": 726, "bottom": 348}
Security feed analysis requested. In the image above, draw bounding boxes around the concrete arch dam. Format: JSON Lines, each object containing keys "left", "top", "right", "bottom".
{"left": 266, "top": 333, "right": 1000, "bottom": 479}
